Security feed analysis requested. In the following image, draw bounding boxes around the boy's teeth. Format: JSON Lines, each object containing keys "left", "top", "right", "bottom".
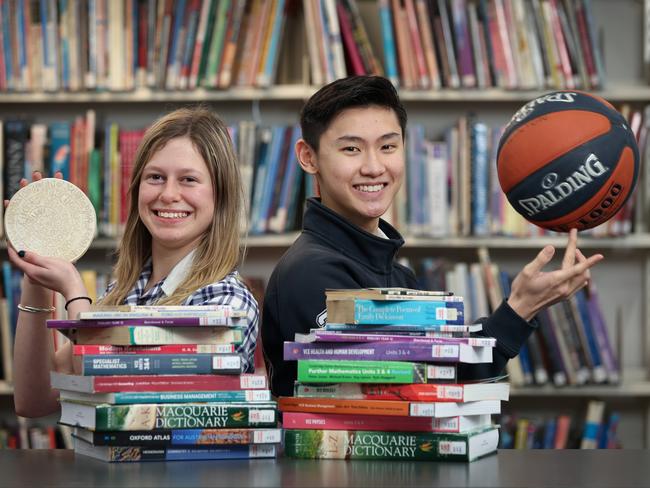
{"left": 157, "top": 211, "right": 189, "bottom": 218}
{"left": 357, "top": 184, "right": 384, "bottom": 193}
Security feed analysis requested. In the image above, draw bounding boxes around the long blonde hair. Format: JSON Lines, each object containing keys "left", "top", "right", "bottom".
{"left": 101, "top": 106, "right": 243, "bottom": 305}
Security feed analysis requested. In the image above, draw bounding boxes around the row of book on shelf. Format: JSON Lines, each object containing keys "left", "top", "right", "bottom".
{"left": 0, "top": 0, "right": 292, "bottom": 92}
{"left": 3, "top": 100, "right": 649, "bottom": 239}
{"left": 498, "top": 400, "right": 622, "bottom": 449}
{"left": 374, "top": 0, "right": 604, "bottom": 91}
{"left": 410, "top": 253, "right": 620, "bottom": 388}
{"left": 0, "top": 0, "right": 605, "bottom": 93}
{"left": 0, "top": 285, "right": 623, "bottom": 459}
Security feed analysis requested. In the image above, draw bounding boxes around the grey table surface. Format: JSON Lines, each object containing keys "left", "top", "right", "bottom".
{"left": 1, "top": 449, "right": 649, "bottom": 487}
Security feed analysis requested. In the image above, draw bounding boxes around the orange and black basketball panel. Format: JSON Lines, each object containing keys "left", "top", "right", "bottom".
{"left": 497, "top": 91, "right": 640, "bottom": 231}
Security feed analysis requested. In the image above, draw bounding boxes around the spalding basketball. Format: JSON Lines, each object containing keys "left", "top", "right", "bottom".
{"left": 496, "top": 91, "right": 639, "bottom": 232}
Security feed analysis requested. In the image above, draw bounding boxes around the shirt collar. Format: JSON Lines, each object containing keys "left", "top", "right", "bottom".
{"left": 160, "top": 249, "right": 197, "bottom": 297}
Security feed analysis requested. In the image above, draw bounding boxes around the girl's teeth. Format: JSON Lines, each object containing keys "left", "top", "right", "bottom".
{"left": 158, "top": 211, "right": 189, "bottom": 218}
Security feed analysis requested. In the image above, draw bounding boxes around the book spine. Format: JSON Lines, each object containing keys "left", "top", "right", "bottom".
{"left": 81, "top": 354, "right": 243, "bottom": 375}
{"left": 297, "top": 359, "right": 427, "bottom": 384}
{"left": 284, "top": 341, "right": 488, "bottom": 363}
{"left": 82, "top": 428, "right": 282, "bottom": 446}
{"left": 50, "top": 316, "right": 244, "bottom": 328}
{"left": 73, "top": 344, "right": 236, "bottom": 355}
{"left": 278, "top": 397, "right": 412, "bottom": 416}
{"left": 282, "top": 412, "right": 489, "bottom": 433}
{"left": 92, "top": 404, "right": 278, "bottom": 430}
{"left": 347, "top": 299, "right": 464, "bottom": 325}
{"left": 70, "top": 326, "right": 244, "bottom": 346}
{"left": 378, "top": 0, "right": 399, "bottom": 86}
{"left": 283, "top": 429, "right": 497, "bottom": 461}
{"left": 52, "top": 372, "right": 268, "bottom": 392}
{"left": 310, "top": 331, "right": 494, "bottom": 346}
{"left": 108, "top": 389, "right": 272, "bottom": 404}
{"left": 324, "top": 323, "right": 469, "bottom": 332}
{"left": 294, "top": 382, "right": 477, "bottom": 402}
{"left": 77, "top": 443, "right": 277, "bottom": 462}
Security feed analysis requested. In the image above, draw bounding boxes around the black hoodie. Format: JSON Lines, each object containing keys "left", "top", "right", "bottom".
{"left": 262, "top": 198, "right": 536, "bottom": 397}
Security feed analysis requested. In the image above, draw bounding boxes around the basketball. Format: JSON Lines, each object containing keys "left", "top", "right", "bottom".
{"left": 496, "top": 91, "right": 639, "bottom": 232}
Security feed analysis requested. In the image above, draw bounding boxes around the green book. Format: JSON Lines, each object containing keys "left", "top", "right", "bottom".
{"left": 60, "top": 401, "right": 278, "bottom": 431}
{"left": 203, "top": 0, "right": 231, "bottom": 87}
{"left": 283, "top": 428, "right": 499, "bottom": 462}
{"left": 296, "top": 360, "right": 427, "bottom": 384}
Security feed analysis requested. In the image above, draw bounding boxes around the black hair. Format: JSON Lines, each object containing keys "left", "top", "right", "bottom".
{"left": 299, "top": 76, "right": 407, "bottom": 152}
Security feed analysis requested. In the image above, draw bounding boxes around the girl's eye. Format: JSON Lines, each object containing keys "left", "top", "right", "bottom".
{"left": 182, "top": 176, "right": 198, "bottom": 183}
{"left": 146, "top": 174, "right": 164, "bottom": 182}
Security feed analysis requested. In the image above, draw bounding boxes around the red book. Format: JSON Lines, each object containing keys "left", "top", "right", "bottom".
{"left": 51, "top": 371, "right": 267, "bottom": 393}
{"left": 282, "top": 412, "right": 492, "bottom": 433}
{"left": 73, "top": 344, "right": 237, "bottom": 355}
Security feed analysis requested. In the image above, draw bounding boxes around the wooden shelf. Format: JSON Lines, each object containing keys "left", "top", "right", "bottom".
{"left": 1, "top": 84, "right": 650, "bottom": 104}
{"left": 510, "top": 381, "right": 650, "bottom": 398}
{"left": 3, "top": 233, "right": 649, "bottom": 253}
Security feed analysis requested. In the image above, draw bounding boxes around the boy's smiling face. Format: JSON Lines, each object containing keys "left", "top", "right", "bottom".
{"left": 297, "top": 105, "right": 405, "bottom": 234}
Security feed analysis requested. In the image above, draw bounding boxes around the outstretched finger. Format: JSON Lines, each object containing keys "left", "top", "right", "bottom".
{"left": 525, "top": 245, "right": 556, "bottom": 275}
{"left": 561, "top": 228, "right": 578, "bottom": 269}
{"left": 553, "top": 252, "right": 603, "bottom": 284}
{"left": 54, "top": 171, "right": 63, "bottom": 180}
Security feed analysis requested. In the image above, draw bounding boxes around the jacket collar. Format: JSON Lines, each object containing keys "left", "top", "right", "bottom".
{"left": 302, "top": 197, "right": 405, "bottom": 274}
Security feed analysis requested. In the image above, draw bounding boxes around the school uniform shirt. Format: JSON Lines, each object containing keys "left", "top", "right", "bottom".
{"left": 262, "top": 198, "right": 536, "bottom": 397}
{"left": 106, "top": 249, "right": 259, "bottom": 373}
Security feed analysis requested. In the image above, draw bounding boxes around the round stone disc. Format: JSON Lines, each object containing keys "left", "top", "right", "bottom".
{"left": 4, "top": 178, "right": 96, "bottom": 262}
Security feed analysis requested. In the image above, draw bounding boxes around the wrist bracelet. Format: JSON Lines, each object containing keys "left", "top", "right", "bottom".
{"left": 64, "top": 296, "right": 93, "bottom": 311}
{"left": 17, "top": 304, "right": 56, "bottom": 314}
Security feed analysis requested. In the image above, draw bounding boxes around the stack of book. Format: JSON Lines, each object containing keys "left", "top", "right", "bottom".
{"left": 48, "top": 305, "right": 280, "bottom": 462}
{"left": 279, "top": 288, "right": 509, "bottom": 462}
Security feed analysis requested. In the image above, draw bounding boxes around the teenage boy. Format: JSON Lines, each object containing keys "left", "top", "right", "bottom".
{"left": 262, "top": 76, "right": 603, "bottom": 397}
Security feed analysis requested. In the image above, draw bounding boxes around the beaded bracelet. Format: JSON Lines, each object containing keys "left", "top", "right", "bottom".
{"left": 64, "top": 296, "right": 93, "bottom": 311}
{"left": 17, "top": 304, "right": 56, "bottom": 314}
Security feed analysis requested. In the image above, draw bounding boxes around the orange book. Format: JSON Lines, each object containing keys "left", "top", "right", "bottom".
{"left": 391, "top": 0, "right": 415, "bottom": 89}
{"left": 278, "top": 396, "right": 501, "bottom": 417}
{"left": 404, "top": 0, "right": 429, "bottom": 88}
{"left": 415, "top": 0, "right": 440, "bottom": 89}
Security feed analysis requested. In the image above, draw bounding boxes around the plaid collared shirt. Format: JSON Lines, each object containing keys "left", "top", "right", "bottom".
{"left": 105, "top": 260, "right": 259, "bottom": 373}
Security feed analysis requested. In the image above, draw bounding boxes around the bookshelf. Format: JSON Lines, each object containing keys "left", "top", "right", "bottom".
{"left": 0, "top": 0, "right": 648, "bottom": 449}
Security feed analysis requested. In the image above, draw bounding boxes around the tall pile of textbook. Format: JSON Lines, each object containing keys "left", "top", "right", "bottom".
{"left": 48, "top": 305, "right": 280, "bottom": 462}
{"left": 279, "top": 288, "right": 509, "bottom": 462}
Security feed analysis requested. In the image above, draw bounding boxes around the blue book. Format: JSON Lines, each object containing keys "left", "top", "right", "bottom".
{"left": 74, "top": 441, "right": 277, "bottom": 462}
{"left": 378, "top": 0, "right": 398, "bottom": 86}
{"left": 253, "top": 126, "right": 286, "bottom": 234}
{"left": 165, "top": 0, "right": 187, "bottom": 86}
{"left": 471, "top": 121, "right": 489, "bottom": 236}
{"left": 63, "top": 389, "right": 272, "bottom": 405}
{"left": 279, "top": 126, "right": 303, "bottom": 232}
{"left": 81, "top": 354, "right": 244, "bottom": 376}
{"left": 543, "top": 418, "right": 557, "bottom": 449}
{"left": 48, "top": 121, "right": 72, "bottom": 180}
{"left": 258, "top": 0, "right": 287, "bottom": 87}
{"left": 248, "top": 128, "right": 272, "bottom": 233}
{"left": 573, "top": 290, "right": 606, "bottom": 383}
{"left": 75, "top": 427, "right": 281, "bottom": 446}
{"left": 327, "top": 298, "right": 465, "bottom": 326}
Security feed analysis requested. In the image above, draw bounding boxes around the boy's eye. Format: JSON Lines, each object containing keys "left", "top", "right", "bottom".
{"left": 382, "top": 144, "right": 397, "bottom": 151}
{"left": 342, "top": 146, "right": 360, "bottom": 153}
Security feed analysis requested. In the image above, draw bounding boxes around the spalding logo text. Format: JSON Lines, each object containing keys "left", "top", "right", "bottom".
{"left": 518, "top": 153, "right": 609, "bottom": 217}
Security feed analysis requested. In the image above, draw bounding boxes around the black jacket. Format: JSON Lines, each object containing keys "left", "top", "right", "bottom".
{"left": 262, "top": 198, "right": 536, "bottom": 397}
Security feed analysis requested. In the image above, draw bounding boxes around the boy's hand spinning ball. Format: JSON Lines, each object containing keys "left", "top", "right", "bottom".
{"left": 496, "top": 91, "right": 639, "bottom": 232}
